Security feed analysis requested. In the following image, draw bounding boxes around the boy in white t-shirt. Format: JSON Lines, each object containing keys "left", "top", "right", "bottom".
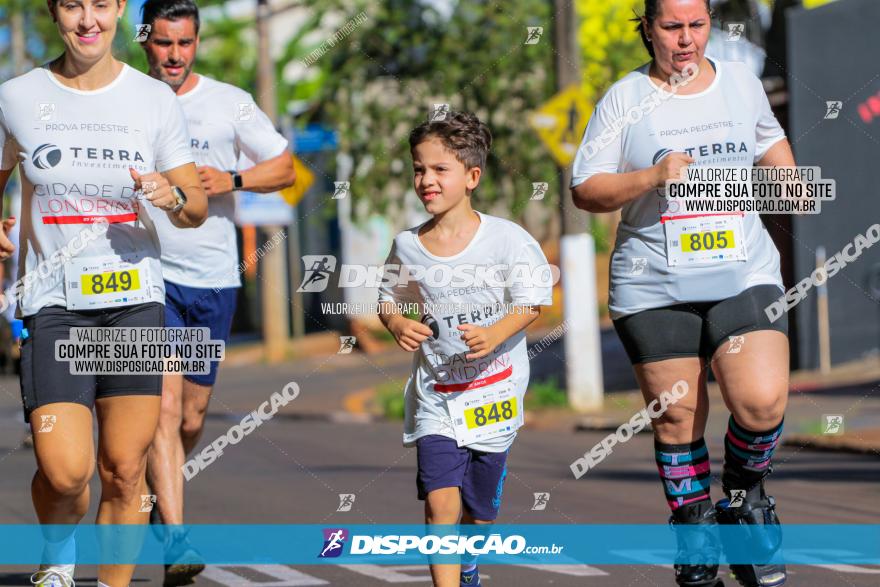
{"left": 378, "top": 112, "right": 553, "bottom": 587}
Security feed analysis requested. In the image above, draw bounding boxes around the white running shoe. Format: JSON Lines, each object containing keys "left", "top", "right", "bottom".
{"left": 30, "top": 565, "right": 75, "bottom": 587}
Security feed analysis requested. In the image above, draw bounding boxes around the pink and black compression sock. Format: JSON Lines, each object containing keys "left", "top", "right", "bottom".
{"left": 723, "top": 415, "right": 783, "bottom": 495}
{"left": 655, "top": 438, "right": 713, "bottom": 515}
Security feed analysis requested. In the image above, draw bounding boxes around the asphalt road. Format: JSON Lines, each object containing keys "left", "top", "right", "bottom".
{"left": 0, "top": 362, "right": 877, "bottom": 586}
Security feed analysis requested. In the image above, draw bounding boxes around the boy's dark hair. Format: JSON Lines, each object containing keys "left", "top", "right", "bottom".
{"left": 141, "top": 0, "right": 201, "bottom": 34}
{"left": 409, "top": 111, "right": 492, "bottom": 171}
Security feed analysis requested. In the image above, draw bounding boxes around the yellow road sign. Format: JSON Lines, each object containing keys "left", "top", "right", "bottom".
{"left": 528, "top": 85, "right": 591, "bottom": 167}
{"left": 281, "top": 154, "right": 316, "bottom": 206}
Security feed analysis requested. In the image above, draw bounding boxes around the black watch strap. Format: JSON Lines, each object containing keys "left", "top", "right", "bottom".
{"left": 228, "top": 171, "right": 243, "bottom": 190}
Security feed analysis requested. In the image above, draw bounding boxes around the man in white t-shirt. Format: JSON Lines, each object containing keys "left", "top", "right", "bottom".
{"left": 138, "top": 1, "right": 295, "bottom": 583}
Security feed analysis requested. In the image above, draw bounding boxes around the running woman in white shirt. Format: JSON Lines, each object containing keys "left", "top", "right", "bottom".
{"left": 0, "top": 1, "right": 206, "bottom": 586}
{"left": 136, "top": 1, "right": 295, "bottom": 584}
{"left": 571, "top": 1, "right": 794, "bottom": 586}
{"left": 379, "top": 112, "right": 553, "bottom": 587}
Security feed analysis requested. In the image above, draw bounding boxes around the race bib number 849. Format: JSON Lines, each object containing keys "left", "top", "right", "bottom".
{"left": 81, "top": 269, "right": 140, "bottom": 295}
{"left": 64, "top": 254, "right": 153, "bottom": 310}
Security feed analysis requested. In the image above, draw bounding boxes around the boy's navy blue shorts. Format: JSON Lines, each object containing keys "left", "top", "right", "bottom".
{"left": 416, "top": 434, "right": 509, "bottom": 521}
{"left": 164, "top": 281, "right": 237, "bottom": 386}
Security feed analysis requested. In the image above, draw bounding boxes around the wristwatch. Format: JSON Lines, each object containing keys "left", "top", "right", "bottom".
{"left": 228, "top": 170, "right": 244, "bottom": 191}
{"left": 170, "top": 186, "right": 187, "bottom": 213}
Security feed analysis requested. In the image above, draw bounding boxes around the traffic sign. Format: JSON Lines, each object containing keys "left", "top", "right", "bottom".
{"left": 528, "top": 85, "right": 591, "bottom": 167}
{"left": 281, "top": 155, "right": 315, "bottom": 207}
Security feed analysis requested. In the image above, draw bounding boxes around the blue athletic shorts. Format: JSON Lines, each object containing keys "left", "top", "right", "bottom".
{"left": 416, "top": 434, "right": 509, "bottom": 521}
{"left": 164, "top": 281, "right": 237, "bottom": 386}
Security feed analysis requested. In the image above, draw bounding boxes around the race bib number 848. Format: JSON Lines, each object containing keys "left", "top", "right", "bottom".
{"left": 464, "top": 398, "right": 517, "bottom": 429}
{"left": 446, "top": 383, "right": 523, "bottom": 447}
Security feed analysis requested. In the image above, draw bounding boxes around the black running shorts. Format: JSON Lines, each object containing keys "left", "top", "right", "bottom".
{"left": 612, "top": 284, "right": 788, "bottom": 365}
{"left": 20, "top": 303, "right": 164, "bottom": 423}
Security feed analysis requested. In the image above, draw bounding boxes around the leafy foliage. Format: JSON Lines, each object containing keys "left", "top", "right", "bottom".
{"left": 300, "top": 0, "right": 559, "bottom": 219}
{"left": 575, "top": 0, "right": 646, "bottom": 106}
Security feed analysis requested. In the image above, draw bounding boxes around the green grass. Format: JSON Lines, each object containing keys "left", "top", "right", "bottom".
{"left": 524, "top": 378, "right": 569, "bottom": 411}
{"left": 372, "top": 328, "right": 397, "bottom": 343}
{"left": 797, "top": 420, "right": 833, "bottom": 435}
{"left": 376, "top": 379, "right": 407, "bottom": 420}
{"left": 375, "top": 377, "right": 571, "bottom": 421}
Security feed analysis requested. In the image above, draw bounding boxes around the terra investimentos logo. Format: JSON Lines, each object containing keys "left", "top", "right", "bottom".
{"left": 32, "top": 143, "right": 62, "bottom": 169}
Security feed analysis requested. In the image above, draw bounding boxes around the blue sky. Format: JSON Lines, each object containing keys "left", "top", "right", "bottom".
{"left": 128, "top": 0, "right": 146, "bottom": 25}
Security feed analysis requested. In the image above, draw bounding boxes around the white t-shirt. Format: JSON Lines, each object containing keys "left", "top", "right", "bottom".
{"left": 0, "top": 64, "right": 193, "bottom": 316}
{"left": 147, "top": 75, "right": 289, "bottom": 289}
{"left": 571, "top": 58, "right": 786, "bottom": 318}
{"left": 378, "top": 212, "right": 553, "bottom": 452}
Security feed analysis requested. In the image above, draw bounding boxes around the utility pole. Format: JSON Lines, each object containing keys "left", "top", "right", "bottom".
{"left": 553, "top": 0, "right": 604, "bottom": 412}
{"left": 256, "top": 0, "right": 290, "bottom": 362}
{"left": 11, "top": 0, "right": 26, "bottom": 75}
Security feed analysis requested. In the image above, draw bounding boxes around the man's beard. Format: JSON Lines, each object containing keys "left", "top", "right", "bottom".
{"left": 152, "top": 62, "right": 192, "bottom": 91}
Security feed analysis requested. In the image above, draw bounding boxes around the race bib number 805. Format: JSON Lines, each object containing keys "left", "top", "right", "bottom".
{"left": 680, "top": 230, "right": 735, "bottom": 253}
{"left": 664, "top": 215, "right": 747, "bottom": 266}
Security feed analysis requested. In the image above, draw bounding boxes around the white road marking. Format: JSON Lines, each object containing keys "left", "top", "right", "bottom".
{"left": 335, "top": 564, "right": 433, "bottom": 582}
{"left": 810, "top": 565, "right": 880, "bottom": 574}
{"left": 199, "top": 559, "right": 880, "bottom": 586}
{"left": 201, "top": 565, "right": 329, "bottom": 586}
{"left": 514, "top": 563, "right": 608, "bottom": 576}
{"left": 609, "top": 549, "right": 675, "bottom": 568}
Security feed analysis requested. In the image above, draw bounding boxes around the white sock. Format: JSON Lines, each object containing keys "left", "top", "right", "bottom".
{"left": 38, "top": 563, "right": 74, "bottom": 575}
{"left": 41, "top": 532, "right": 76, "bottom": 567}
{"left": 98, "top": 581, "right": 116, "bottom": 587}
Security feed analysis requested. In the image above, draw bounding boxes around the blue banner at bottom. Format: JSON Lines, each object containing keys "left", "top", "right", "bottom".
{"left": 0, "top": 524, "right": 877, "bottom": 565}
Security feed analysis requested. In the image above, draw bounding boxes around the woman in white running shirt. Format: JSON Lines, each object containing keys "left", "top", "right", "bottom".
{"left": 0, "top": 1, "right": 206, "bottom": 586}
{"left": 571, "top": 1, "right": 793, "bottom": 587}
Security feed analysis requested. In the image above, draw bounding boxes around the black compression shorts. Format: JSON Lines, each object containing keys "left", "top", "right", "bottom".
{"left": 612, "top": 284, "right": 788, "bottom": 365}
{"left": 20, "top": 302, "right": 164, "bottom": 423}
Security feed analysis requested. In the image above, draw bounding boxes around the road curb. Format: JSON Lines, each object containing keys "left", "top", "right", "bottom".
{"left": 783, "top": 434, "right": 880, "bottom": 456}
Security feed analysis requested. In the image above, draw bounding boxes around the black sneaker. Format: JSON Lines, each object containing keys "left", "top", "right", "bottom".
{"left": 716, "top": 484, "right": 786, "bottom": 587}
{"left": 669, "top": 502, "right": 724, "bottom": 586}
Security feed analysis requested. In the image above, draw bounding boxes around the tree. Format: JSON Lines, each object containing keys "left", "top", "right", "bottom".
{"left": 575, "top": 0, "right": 645, "bottom": 106}
{"left": 300, "top": 0, "right": 559, "bottom": 228}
